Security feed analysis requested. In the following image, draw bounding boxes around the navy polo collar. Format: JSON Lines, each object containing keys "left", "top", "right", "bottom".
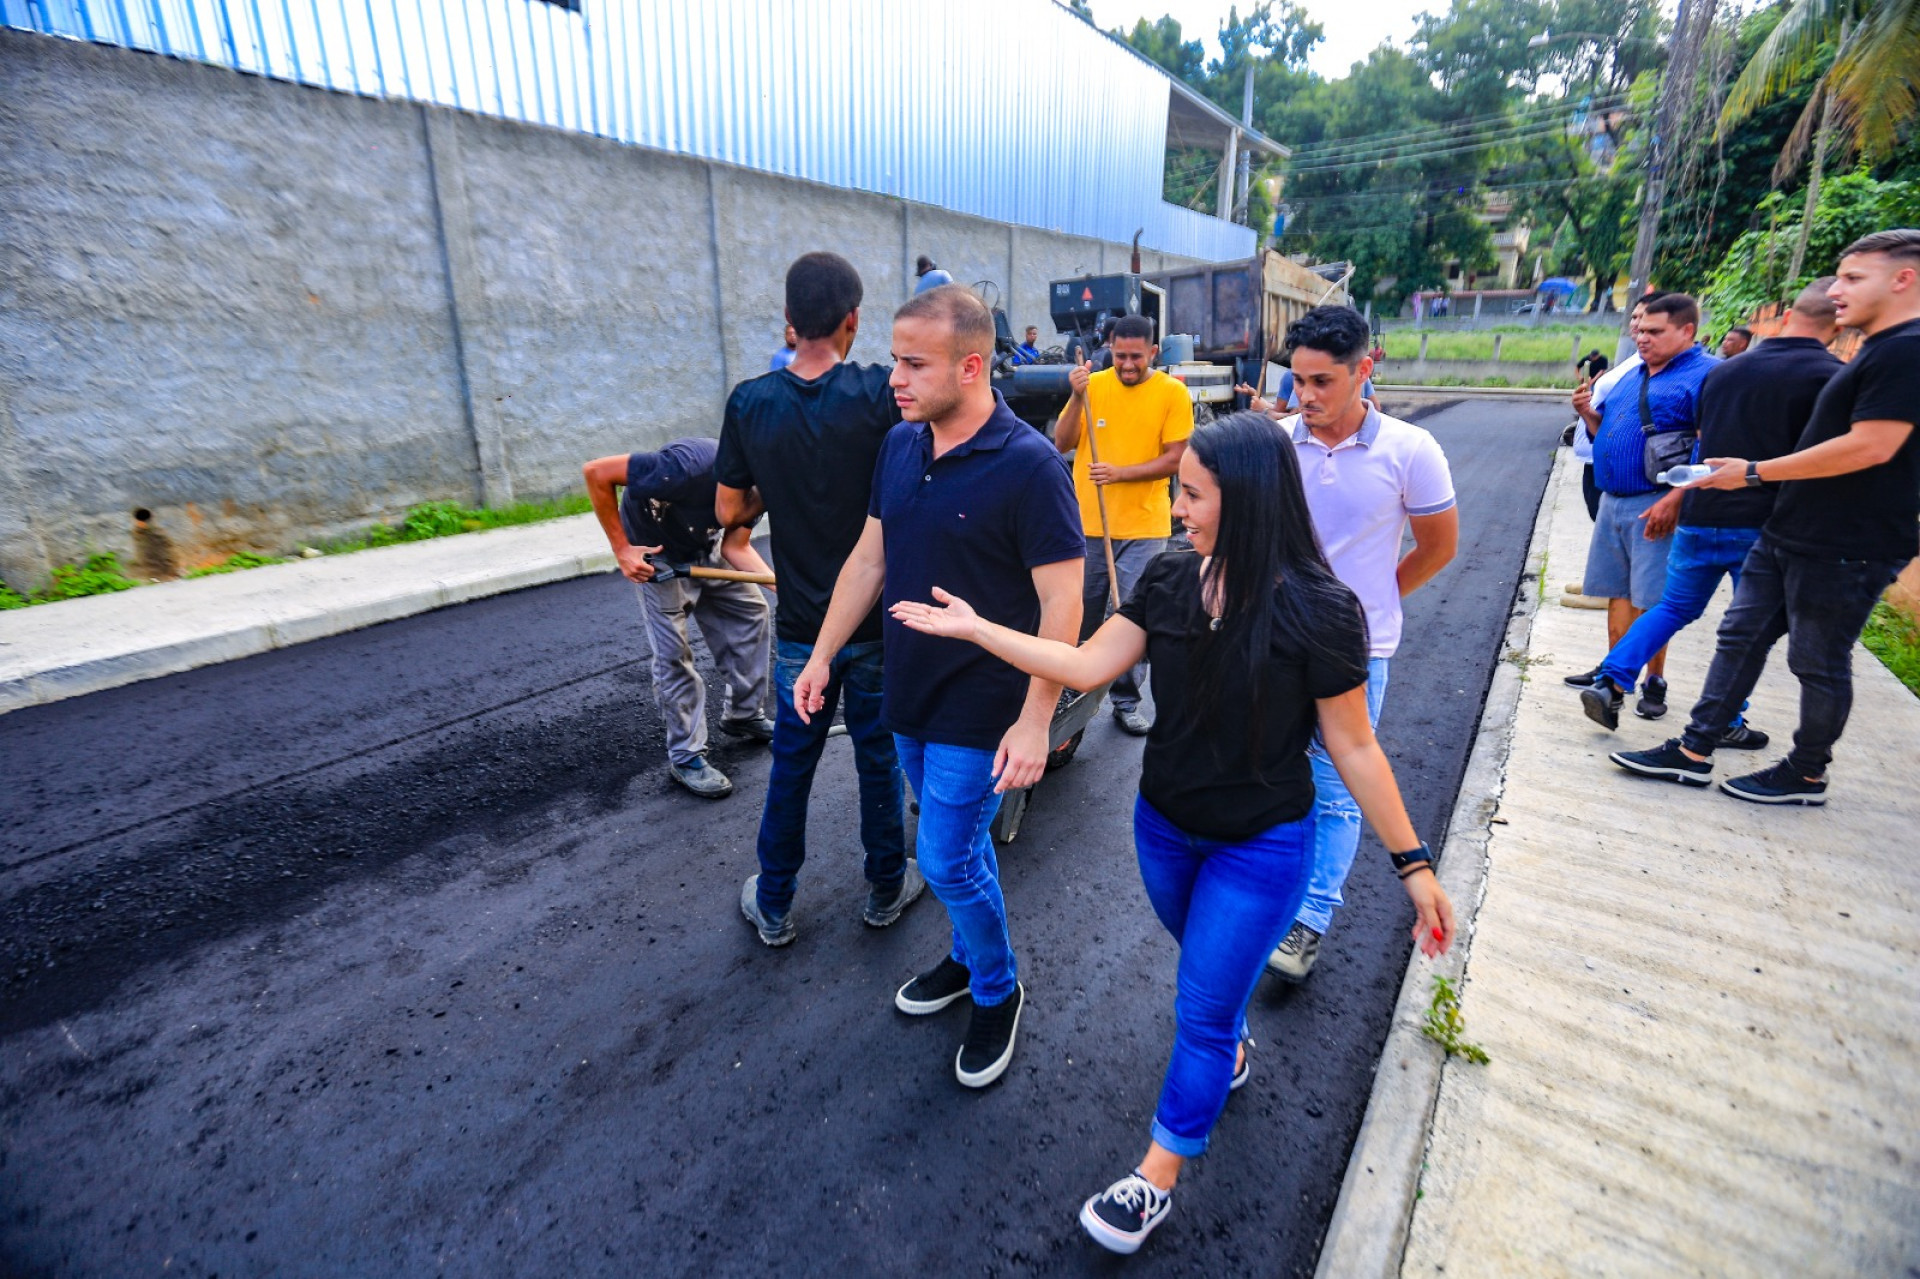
{"left": 912, "top": 390, "right": 1022, "bottom": 459}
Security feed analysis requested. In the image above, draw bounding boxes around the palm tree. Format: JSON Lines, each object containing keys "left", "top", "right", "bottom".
{"left": 1720, "top": 0, "right": 1918, "bottom": 163}
{"left": 1719, "top": 0, "right": 1919, "bottom": 276}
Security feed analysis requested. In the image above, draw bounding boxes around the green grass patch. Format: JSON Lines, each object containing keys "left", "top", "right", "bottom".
{"left": 320, "top": 496, "right": 591, "bottom": 554}
{"left": 184, "top": 551, "right": 287, "bottom": 579}
{"left": 32, "top": 553, "right": 144, "bottom": 603}
{"left": 4, "top": 496, "right": 593, "bottom": 607}
{"left": 1863, "top": 600, "right": 1920, "bottom": 698}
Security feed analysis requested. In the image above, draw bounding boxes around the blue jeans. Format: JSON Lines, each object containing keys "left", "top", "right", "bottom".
{"left": 1600, "top": 525, "right": 1762, "bottom": 695}
{"left": 1680, "top": 536, "right": 1904, "bottom": 777}
{"left": 1295, "top": 657, "right": 1390, "bottom": 936}
{"left": 1134, "top": 796, "right": 1313, "bottom": 1157}
{"left": 894, "top": 736, "right": 1018, "bottom": 1007}
{"left": 754, "top": 640, "right": 905, "bottom": 916}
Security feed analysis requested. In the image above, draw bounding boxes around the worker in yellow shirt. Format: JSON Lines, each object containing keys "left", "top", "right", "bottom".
{"left": 1055, "top": 314, "right": 1195, "bottom": 735}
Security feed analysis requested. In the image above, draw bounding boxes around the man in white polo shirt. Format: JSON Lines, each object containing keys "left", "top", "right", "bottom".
{"left": 1265, "top": 306, "right": 1459, "bottom": 983}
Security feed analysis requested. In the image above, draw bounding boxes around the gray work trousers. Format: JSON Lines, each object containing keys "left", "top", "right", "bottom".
{"left": 1082, "top": 535, "right": 1166, "bottom": 712}
{"left": 636, "top": 558, "right": 771, "bottom": 767}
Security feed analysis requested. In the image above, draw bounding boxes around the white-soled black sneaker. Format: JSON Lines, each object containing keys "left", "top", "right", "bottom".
{"left": 955, "top": 983, "right": 1023, "bottom": 1088}
{"left": 1080, "top": 1170, "right": 1172, "bottom": 1254}
{"left": 894, "top": 956, "right": 971, "bottom": 1015}
{"left": 1720, "top": 760, "right": 1828, "bottom": 806}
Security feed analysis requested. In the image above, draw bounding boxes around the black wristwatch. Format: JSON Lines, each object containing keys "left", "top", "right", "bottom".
{"left": 1390, "top": 841, "right": 1435, "bottom": 879}
{"left": 1744, "top": 460, "right": 1763, "bottom": 488}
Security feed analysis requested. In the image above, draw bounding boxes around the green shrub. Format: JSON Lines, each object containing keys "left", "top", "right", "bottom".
{"left": 0, "top": 580, "right": 28, "bottom": 609}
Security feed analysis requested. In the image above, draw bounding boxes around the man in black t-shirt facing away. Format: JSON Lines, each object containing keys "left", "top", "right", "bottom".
{"left": 583, "top": 438, "right": 776, "bottom": 800}
{"left": 715, "top": 252, "right": 926, "bottom": 947}
{"left": 1612, "top": 229, "right": 1920, "bottom": 805}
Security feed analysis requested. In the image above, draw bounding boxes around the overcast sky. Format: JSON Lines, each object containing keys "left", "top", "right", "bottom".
{"left": 1085, "top": 0, "right": 1443, "bottom": 80}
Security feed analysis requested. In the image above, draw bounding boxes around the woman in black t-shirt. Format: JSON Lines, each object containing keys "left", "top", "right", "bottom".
{"left": 891, "top": 413, "right": 1454, "bottom": 1256}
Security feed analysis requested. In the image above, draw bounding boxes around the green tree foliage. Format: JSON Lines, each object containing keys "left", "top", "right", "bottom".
{"left": 1722, "top": 0, "right": 1920, "bottom": 167}
{"left": 1701, "top": 170, "right": 1920, "bottom": 329}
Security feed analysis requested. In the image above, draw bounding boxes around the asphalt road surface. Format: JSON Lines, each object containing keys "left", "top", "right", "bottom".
{"left": 0, "top": 400, "right": 1564, "bottom": 1277}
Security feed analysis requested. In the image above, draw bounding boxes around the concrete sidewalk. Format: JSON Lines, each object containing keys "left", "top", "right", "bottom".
{"left": 1401, "top": 455, "right": 1920, "bottom": 1275}
{"left": 0, "top": 516, "right": 613, "bottom": 714}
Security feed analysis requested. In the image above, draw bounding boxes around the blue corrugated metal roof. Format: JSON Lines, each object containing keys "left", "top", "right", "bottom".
{"left": 3, "top": 0, "right": 1257, "bottom": 260}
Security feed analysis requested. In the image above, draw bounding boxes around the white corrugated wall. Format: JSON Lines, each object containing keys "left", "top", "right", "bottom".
{"left": 3, "top": 0, "right": 1255, "bottom": 260}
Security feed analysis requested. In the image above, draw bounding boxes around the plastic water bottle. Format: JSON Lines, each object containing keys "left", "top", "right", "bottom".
{"left": 1660, "top": 464, "right": 1713, "bottom": 487}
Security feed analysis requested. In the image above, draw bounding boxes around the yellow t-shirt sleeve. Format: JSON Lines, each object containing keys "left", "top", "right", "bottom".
{"left": 1162, "top": 378, "right": 1195, "bottom": 444}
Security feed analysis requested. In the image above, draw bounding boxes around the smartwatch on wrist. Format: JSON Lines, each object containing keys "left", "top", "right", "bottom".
{"left": 1744, "top": 460, "right": 1763, "bottom": 488}
{"left": 1390, "top": 841, "right": 1434, "bottom": 879}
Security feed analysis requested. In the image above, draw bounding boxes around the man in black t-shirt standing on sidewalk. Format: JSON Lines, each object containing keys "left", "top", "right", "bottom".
{"left": 1612, "top": 229, "right": 1920, "bottom": 805}
{"left": 716, "top": 252, "right": 925, "bottom": 947}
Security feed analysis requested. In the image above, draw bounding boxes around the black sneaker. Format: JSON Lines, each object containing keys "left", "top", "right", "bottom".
{"left": 863, "top": 860, "right": 926, "bottom": 928}
{"left": 1721, "top": 760, "right": 1828, "bottom": 806}
{"left": 894, "top": 957, "right": 972, "bottom": 1015}
{"left": 1609, "top": 738, "right": 1712, "bottom": 787}
{"left": 1635, "top": 675, "right": 1669, "bottom": 720}
{"left": 955, "top": 983, "right": 1024, "bottom": 1088}
{"left": 1717, "top": 723, "right": 1770, "bottom": 751}
{"left": 1080, "top": 1170, "right": 1172, "bottom": 1255}
{"left": 738, "top": 875, "right": 796, "bottom": 947}
{"left": 1563, "top": 665, "right": 1605, "bottom": 688}
{"left": 1579, "top": 677, "right": 1624, "bottom": 731}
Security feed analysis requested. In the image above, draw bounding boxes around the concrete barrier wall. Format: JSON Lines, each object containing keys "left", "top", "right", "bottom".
{"left": 0, "top": 30, "right": 1206, "bottom": 590}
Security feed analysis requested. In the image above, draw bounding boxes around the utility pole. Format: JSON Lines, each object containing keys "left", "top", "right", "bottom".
{"left": 1233, "top": 59, "right": 1255, "bottom": 225}
{"left": 1619, "top": 0, "right": 1718, "bottom": 355}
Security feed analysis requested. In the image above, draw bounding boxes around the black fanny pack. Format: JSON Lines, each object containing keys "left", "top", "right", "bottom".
{"left": 1639, "top": 369, "right": 1696, "bottom": 484}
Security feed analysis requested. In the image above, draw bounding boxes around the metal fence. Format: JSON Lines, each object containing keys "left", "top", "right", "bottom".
{"left": 3, "top": 0, "right": 1257, "bottom": 262}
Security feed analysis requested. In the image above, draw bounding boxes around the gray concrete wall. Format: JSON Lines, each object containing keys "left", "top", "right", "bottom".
{"left": 0, "top": 29, "right": 1209, "bottom": 590}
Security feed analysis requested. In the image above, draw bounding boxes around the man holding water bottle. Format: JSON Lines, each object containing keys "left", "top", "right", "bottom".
{"left": 1578, "top": 280, "right": 1843, "bottom": 732}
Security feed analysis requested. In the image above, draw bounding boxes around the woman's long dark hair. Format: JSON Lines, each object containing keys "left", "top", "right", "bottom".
{"left": 1185, "top": 411, "right": 1366, "bottom": 764}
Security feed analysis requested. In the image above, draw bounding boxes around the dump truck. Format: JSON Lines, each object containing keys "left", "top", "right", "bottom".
{"left": 992, "top": 248, "right": 1351, "bottom": 431}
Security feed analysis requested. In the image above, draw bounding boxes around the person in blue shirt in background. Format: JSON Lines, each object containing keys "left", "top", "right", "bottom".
{"left": 769, "top": 323, "right": 798, "bottom": 371}
{"left": 1011, "top": 324, "right": 1043, "bottom": 365}
{"left": 1564, "top": 292, "right": 1719, "bottom": 720}
{"left": 914, "top": 255, "right": 953, "bottom": 294}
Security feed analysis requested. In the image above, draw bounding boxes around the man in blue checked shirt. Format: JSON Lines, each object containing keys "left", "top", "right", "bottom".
{"left": 1565, "top": 292, "right": 1718, "bottom": 720}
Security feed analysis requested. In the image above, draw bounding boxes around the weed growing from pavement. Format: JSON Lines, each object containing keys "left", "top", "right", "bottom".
{"left": 1862, "top": 601, "right": 1920, "bottom": 698}
{"left": 1422, "top": 976, "right": 1490, "bottom": 1064}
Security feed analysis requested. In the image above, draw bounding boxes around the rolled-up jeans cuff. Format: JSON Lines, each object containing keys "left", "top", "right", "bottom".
{"left": 1150, "top": 1118, "right": 1209, "bottom": 1159}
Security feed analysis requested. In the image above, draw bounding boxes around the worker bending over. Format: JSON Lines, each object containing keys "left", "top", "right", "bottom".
{"left": 583, "top": 438, "right": 776, "bottom": 799}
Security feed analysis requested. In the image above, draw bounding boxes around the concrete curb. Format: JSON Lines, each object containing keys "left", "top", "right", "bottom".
{"left": 0, "top": 542, "right": 615, "bottom": 715}
{"left": 1312, "top": 447, "right": 1566, "bottom": 1279}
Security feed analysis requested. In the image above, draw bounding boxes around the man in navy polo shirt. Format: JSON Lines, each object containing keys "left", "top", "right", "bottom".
{"left": 1573, "top": 292, "right": 1718, "bottom": 719}
{"left": 794, "top": 285, "right": 1084, "bottom": 1089}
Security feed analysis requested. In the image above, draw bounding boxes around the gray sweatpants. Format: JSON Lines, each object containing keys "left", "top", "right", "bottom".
{"left": 636, "top": 556, "right": 771, "bottom": 767}
{"left": 1082, "top": 535, "right": 1166, "bottom": 713}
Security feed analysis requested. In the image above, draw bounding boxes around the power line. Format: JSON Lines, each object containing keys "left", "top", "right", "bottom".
{"left": 1278, "top": 114, "right": 1633, "bottom": 175}
{"left": 1283, "top": 106, "right": 1632, "bottom": 168}
{"left": 1278, "top": 93, "right": 1629, "bottom": 159}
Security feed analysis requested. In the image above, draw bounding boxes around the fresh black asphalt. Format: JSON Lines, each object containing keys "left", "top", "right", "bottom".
{"left": 0, "top": 400, "right": 1564, "bottom": 1277}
